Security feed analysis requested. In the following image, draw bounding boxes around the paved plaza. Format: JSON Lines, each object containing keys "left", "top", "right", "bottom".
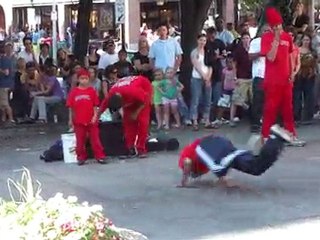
{"left": 1, "top": 123, "right": 320, "bottom": 239}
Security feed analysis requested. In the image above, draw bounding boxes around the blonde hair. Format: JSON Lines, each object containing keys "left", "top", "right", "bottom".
{"left": 138, "top": 36, "right": 149, "bottom": 52}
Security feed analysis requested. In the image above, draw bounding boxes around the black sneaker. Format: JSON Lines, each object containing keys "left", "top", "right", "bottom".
{"left": 77, "top": 160, "right": 86, "bottom": 166}
{"left": 119, "top": 147, "right": 137, "bottom": 159}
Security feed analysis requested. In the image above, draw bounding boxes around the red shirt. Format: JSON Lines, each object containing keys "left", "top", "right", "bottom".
{"left": 100, "top": 76, "right": 152, "bottom": 113}
{"left": 66, "top": 87, "right": 99, "bottom": 125}
{"left": 261, "top": 31, "right": 293, "bottom": 86}
{"left": 178, "top": 138, "right": 209, "bottom": 176}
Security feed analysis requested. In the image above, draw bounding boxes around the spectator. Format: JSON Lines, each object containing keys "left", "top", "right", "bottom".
{"left": 159, "top": 67, "right": 183, "bottom": 129}
{"left": 226, "top": 22, "right": 240, "bottom": 39}
{"left": 292, "top": 2, "right": 309, "bottom": 34}
{"left": 114, "top": 49, "right": 134, "bottom": 78}
{"left": 102, "top": 64, "right": 118, "bottom": 96}
{"left": 69, "top": 61, "right": 82, "bottom": 90}
{"left": 88, "top": 67, "right": 102, "bottom": 97}
{"left": 85, "top": 45, "right": 100, "bottom": 69}
{"left": 39, "top": 43, "right": 50, "bottom": 67}
{"left": 12, "top": 58, "right": 30, "bottom": 121}
{"left": 191, "top": 34, "right": 213, "bottom": 131}
{"left": 294, "top": 33, "right": 317, "bottom": 124}
{"left": 0, "top": 42, "right": 15, "bottom": 124}
{"left": 215, "top": 17, "right": 235, "bottom": 47}
{"left": 152, "top": 68, "right": 164, "bottom": 130}
{"left": 132, "top": 36, "right": 153, "bottom": 80}
{"left": 18, "top": 37, "right": 37, "bottom": 63}
{"left": 98, "top": 39, "right": 118, "bottom": 71}
{"left": 204, "top": 27, "right": 226, "bottom": 120}
{"left": 212, "top": 56, "right": 237, "bottom": 128}
{"left": 22, "top": 62, "right": 42, "bottom": 93}
{"left": 29, "top": 63, "right": 64, "bottom": 123}
{"left": 248, "top": 25, "right": 270, "bottom": 132}
{"left": 230, "top": 32, "right": 252, "bottom": 127}
{"left": 149, "top": 23, "right": 183, "bottom": 72}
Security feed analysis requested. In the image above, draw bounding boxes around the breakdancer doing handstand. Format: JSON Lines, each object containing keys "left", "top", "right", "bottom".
{"left": 178, "top": 124, "right": 293, "bottom": 188}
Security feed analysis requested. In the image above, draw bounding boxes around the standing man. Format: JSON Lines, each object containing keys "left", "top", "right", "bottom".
{"left": 215, "top": 17, "right": 235, "bottom": 47}
{"left": 18, "top": 37, "right": 37, "bottom": 64}
{"left": 248, "top": 25, "right": 270, "bottom": 133}
{"left": 98, "top": 39, "right": 119, "bottom": 72}
{"left": 204, "top": 27, "right": 226, "bottom": 120}
{"left": 149, "top": 23, "right": 183, "bottom": 72}
{"left": 261, "top": 7, "right": 305, "bottom": 146}
{"left": 99, "top": 76, "right": 152, "bottom": 158}
{"left": 0, "top": 42, "right": 15, "bottom": 124}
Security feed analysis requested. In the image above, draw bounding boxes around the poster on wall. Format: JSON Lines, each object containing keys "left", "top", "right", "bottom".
{"left": 115, "top": 0, "right": 125, "bottom": 24}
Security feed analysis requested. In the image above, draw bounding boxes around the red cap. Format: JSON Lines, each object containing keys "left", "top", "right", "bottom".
{"left": 77, "top": 68, "right": 90, "bottom": 79}
{"left": 265, "top": 7, "right": 283, "bottom": 27}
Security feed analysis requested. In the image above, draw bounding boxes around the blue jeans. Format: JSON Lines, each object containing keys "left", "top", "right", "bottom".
{"left": 190, "top": 77, "right": 212, "bottom": 120}
{"left": 178, "top": 95, "right": 190, "bottom": 121}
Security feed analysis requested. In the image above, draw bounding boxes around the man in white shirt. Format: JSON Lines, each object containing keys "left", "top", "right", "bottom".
{"left": 18, "top": 37, "right": 37, "bottom": 63}
{"left": 248, "top": 25, "right": 270, "bottom": 133}
{"left": 215, "top": 18, "right": 234, "bottom": 47}
{"left": 149, "top": 23, "right": 183, "bottom": 72}
{"left": 98, "top": 39, "right": 119, "bottom": 72}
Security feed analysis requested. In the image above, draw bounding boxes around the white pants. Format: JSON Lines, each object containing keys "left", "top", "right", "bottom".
{"left": 30, "top": 96, "right": 62, "bottom": 121}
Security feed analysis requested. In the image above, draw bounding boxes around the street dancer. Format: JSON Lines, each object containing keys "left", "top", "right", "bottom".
{"left": 99, "top": 75, "right": 153, "bottom": 158}
{"left": 261, "top": 7, "right": 305, "bottom": 146}
{"left": 178, "top": 125, "right": 292, "bottom": 188}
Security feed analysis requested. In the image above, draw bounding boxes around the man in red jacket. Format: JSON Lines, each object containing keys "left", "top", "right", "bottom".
{"left": 260, "top": 7, "right": 305, "bottom": 147}
{"left": 100, "top": 75, "right": 152, "bottom": 158}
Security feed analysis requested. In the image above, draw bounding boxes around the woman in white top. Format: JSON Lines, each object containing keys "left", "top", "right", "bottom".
{"left": 190, "top": 34, "right": 213, "bottom": 131}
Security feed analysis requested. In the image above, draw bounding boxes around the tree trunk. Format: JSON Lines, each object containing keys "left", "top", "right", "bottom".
{"left": 179, "top": 0, "right": 212, "bottom": 103}
{"left": 74, "top": 0, "right": 93, "bottom": 64}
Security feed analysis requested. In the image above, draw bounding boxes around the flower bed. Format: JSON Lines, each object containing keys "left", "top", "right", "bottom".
{"left": 0, "top": 168, "right": 147, "bottom": 240}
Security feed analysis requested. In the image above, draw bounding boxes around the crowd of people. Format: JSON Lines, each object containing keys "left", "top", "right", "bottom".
{"left": 0, "top": 2, "right": 318, "bottom": 161}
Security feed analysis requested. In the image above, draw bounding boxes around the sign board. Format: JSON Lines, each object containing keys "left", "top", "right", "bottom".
{"left": 115, "top": 0, "right": 125, "bottom": 24}
{"left": 51, "top": 11, "right": 57, "bottom": 21}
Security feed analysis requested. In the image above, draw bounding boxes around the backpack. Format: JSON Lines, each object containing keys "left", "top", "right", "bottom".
{"left": 40, "top": 140, "right": 64, "bottom": 162}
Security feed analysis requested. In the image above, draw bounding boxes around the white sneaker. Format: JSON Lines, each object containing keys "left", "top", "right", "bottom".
{"left": 290, "top": 137, "right": 306, "bottom": 147}
{"left": 211, "top": 120, "right": 222, "bottom": 128}
{"left": 233, "top": 117, "right": 240, "bottom": 123}
{"left": 184, "top": 120, "right": 192, "bottom": 126}
{"left": 270, "top": 124, "right": 293, "bottom": 143}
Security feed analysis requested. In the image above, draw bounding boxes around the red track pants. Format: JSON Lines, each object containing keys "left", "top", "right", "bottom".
{"left": 123, "top": 104, "right": 151, "bottom": 154}
{"left": 74, "top": 123, "right": 106, "bottom": 161}
{"left": 262, "top": 83, "right": 296, "bottom": 138}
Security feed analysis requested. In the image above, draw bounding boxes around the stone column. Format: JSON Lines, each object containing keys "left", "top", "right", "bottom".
{"left": 2, "top": 2, "right": 13, "bottom": 32}
{"left": 125, "top": 0, "right": 140, "bottom": 50}
{"left": 223, "top": 0, "right": 234, "bottom": 24}
{"left": 57, "top": 3, "right": 65, "bottom": 40}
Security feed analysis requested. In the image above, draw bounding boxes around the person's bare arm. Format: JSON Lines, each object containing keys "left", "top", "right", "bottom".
{"left": 174, "top": 55, "right": 182, "bottom": 72}
{"left": 149, "top": 58, "right": 155, "bottom": 70}
{"left": 249, "top": 53, "right": 260, "bottom": 61}
{"left": 68, "top": 109, "right": 73, "bottom": 128}
{"left": 177, "top": 158, "right": 192, "bottom": 188}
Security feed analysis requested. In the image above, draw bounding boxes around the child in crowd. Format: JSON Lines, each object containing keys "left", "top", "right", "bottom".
{"left": 67, "top": 68, "right": 107, "bottom": 166}
{"left": 213, "top": 56, "right": 237, "bottom": 128}
{"left": 152, "top": 68, "right": 164, "bottom": 130}
{"left": 88, "top": 67, "right": 102, "bottom": 98}
{"left": 159, "top": 67, "right": 182, "bottom": 130}
{"left": 113, "top": 49, "right": 134, "bottom": 78}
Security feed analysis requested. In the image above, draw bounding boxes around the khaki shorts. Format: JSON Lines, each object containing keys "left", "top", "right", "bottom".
{"left": 232, "top": 79, "right": 252, "bottom": 106}
{"left": 0, "top": 88, "right": 9, "bottom": 107}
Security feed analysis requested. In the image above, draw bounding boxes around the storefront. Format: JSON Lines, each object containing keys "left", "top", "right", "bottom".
{"left": 65, "top": 3, "right": 115, "bottom": 39}
{"left": 140, "top": 1, "right": 180, "bottom": 30}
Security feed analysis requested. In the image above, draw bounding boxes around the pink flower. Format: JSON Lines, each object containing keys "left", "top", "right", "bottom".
{"left": 61, "top": 222, "right": 75, "bottom": 233}
{"left": 95, "top": 221, "right": 105, "bottom": 231}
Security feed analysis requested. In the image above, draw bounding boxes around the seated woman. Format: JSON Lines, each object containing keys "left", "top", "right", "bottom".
{"left": 102, "top": 64, "right": 119, "bottom": 97}
{"left": 29, "top": 62, "right": 64, "bottom": 123}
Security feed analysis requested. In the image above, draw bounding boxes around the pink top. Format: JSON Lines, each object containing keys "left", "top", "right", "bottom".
{"left": 222, "top": 68, "right": 236, "bottom": 91}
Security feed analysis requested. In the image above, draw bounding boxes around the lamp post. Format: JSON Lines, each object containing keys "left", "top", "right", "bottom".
{"left": 51, "top": 0, "right": 58, "bottom": 64}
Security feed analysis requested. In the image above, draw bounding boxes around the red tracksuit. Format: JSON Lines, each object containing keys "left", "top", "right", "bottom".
{"left": 260, "top": 31, "right": 296, "bottom": 139}
{"left": 67, "top": 86, "right": 105, "bottom": 161}
{"left": 100, "top": 76, "right": 152, "bottom": 154}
